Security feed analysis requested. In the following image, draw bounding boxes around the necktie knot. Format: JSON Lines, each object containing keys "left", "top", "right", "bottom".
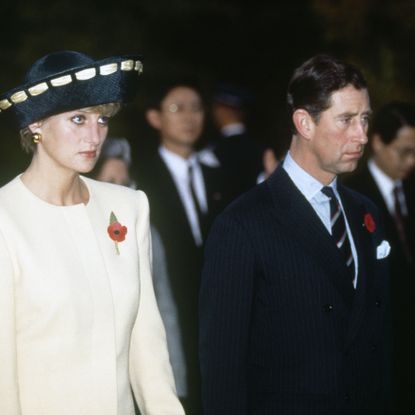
{"left": 321, "top": 186, "right": 336, "bottom": 200}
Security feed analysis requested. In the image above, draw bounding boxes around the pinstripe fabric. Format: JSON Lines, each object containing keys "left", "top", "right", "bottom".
{"left": 199, "top": 166, "right": 391, "bottom": 415}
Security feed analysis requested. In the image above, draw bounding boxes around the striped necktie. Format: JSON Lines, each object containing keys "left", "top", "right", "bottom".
{"left": 188, "top": 163, "right": 207, "bottom": 241}
{"left": 393, "top": 185, "right": 413, "bottom": 263}
{"left": 321, "top": 186, "right": 355, "bottom": 285}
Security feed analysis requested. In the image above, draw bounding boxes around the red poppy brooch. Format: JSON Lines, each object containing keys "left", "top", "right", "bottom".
{"left": 107, "top": 211, "right": 127, "bottom": 255}
{"left": 363, "top": 213, "right": 376, "bottom": 233}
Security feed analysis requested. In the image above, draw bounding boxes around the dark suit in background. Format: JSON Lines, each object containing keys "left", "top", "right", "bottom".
{"left": 345, "top": 164, "right": 415, "bottom": 412}
{"left": 136, "top": 150, "right": 226, "bottom": 413}
{"left": 214, "top": 130, "right": 263, "bottom": 200}
{"left": 211, "top": 83, "right": 264, "bottom": 200}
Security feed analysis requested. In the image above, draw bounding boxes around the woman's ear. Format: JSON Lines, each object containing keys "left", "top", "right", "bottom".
{"left": 292, "top": 109, "right": 314, "bottom": 140}
{"left": 28, "top": 121, "right": 42, "bottom": 135}
{"left": 145, "top": 109, "right": 162, "bottom": 130}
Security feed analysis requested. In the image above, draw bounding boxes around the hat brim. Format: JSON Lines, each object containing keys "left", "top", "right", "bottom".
{"left": 0, "top": 55, "right": 143, "bottom": 128}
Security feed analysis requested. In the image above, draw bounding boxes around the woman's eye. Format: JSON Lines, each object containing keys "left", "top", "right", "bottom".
{"left": 71, "top": 115, "right": 85, "bottom": 125}
{"left": 98, "top": 116, "right": 109, "bottom": 126}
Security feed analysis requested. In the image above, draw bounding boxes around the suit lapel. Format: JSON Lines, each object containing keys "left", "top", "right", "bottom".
{"left": 339, "top": 185, "right": 376, "bottom": 347}
{"left": 267, "top": 167, "right": 355, "bottom": 308}
{"left": 155, "top": 154, "right": 197, "bottom": 242}
{"left": 201, "top": 164, "right": 223, "bottom": 214}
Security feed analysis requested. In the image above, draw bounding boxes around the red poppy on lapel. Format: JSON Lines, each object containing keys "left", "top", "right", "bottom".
{"left": 108, "top": 211, "right": 127, "bottom": 255}
{"left": 363, "top": 213, "right": 376, "bottom": 233}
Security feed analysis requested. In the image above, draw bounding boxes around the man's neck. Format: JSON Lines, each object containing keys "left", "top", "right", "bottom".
{"left": 160, "top": 140, "right": 193, "bottom": 159}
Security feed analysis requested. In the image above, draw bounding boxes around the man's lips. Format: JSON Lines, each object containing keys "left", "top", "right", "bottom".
{"left": 344, "top": 151, "right": 363, "bottom": 159}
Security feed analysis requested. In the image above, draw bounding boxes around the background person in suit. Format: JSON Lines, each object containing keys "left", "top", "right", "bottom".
{"left": 135, "top": 81, "right": 226, "bottom": 414}
{"left": 200, "top": 54, "right": 391, "bottom": 414}
{"left": 211, "top": 83, "right": 264, "bottom": 199}
{"left": 345, "top": 101, "right": 415, "bottom": 413}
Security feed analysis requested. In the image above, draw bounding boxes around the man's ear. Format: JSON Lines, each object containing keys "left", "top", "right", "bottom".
{"left": 371, "top": 134, "right": 384, "bottom": 154}
{"left": 292, "top": 109, "right": 314, "bottom": 140}
{"left": 145, "top": 109, "right": 162, "bottom": 130}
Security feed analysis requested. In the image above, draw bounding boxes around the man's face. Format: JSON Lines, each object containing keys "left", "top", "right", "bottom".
{"left": 156, "top": 86, "right": 204, "bottom": 149}
{"left": 372, "top": 126, "right": 415, "bottom": 180}
{"left": 307, "top": 85, "right": 371, "bottom": 184}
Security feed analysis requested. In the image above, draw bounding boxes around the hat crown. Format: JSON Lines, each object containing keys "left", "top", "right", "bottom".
{"left": 24, "top": 50, "right": 94, "bottom": 83}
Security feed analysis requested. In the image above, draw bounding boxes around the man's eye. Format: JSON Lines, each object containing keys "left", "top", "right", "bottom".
{"left": 361, "top": 115, "right": 370, "bottom": 126}
{"left": 98, "top": 116, "right": 109, "bottom": 125}
{"left": 341, "top": 117, "right": 351, "bottom": 125}
{"left": 71, "top": 115, "right": 85, "bottom": 125}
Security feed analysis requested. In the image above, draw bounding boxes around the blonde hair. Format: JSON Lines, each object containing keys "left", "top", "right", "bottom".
{"left": 19, "top": 102, "right": 122, "bottom": 153}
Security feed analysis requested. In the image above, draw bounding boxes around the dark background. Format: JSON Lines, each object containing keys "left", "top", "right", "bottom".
{"left": 1, "top": 0, "right": 414, "bottom": 184}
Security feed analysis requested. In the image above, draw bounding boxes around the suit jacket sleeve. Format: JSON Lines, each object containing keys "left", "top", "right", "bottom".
{"left": 129, "top": 191, "right": 184, "bottom": 415}
{"left": 199, "top": 211, "right": 255, "bottom": 415}
{"left": 0, "top": 228, "right": 22, "bottom": 414}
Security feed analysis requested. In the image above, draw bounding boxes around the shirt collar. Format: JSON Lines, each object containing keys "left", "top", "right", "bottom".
{"left": 159, "top": 145, "right": 198, "bottom": 180}
{"left": 368, "top": 158, "right": 401, "bottom": 193}
{"left": 221, "top": 122, "right": 246, "bottom": 137}
{"left": 282, "top": 151, "right": 337, "bottom": 201}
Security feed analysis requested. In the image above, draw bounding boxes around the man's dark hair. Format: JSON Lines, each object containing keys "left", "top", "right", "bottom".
{"left": 146, "top": 78, "right": 204, "bottom": 110}
{"left": 287, "top": 54, "right": 367, "bottom": 133}
{"left": 371, "top": 101, "right": 415, "bottom": 144}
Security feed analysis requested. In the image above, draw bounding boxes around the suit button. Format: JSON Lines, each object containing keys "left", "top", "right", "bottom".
{"left": 375, "top": 299, "right": 381, "bottom": 307}
{"left": 371, "top": 344, "right": 377, "bottom": 352}
{"left": 323, "top": 304, "right": 334, "bottom": 312}
{"left": 344, "top": 393, "right": 351, "bottom": 402}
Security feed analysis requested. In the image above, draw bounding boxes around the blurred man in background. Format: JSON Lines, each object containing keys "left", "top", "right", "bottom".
{"left": 211, "top": 83, "right": 265, "bottom": 199}
{"left": 345, "top": 101, "right": 415, "bottom": 413}
{"left": 135, "top": 80, "right": 226, "bottom": 414}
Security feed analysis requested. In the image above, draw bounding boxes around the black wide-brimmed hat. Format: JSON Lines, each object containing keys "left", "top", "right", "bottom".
{"left": 0, "top": 50, "right": 143, "bottom": 129}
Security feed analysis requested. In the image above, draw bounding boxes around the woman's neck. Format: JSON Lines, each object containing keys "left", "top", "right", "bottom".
{"left": 21, "top": 158, "right": 89, "bottom": 206}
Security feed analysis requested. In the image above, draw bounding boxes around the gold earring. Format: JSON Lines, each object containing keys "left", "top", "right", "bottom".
{"left": 33, "top": 133, "right": 42, "bottom": 144}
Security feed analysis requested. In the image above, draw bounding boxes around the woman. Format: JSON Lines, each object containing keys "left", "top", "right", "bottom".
{"left": 93, "top": 137, "right": 136, "bottom": 187}
{"left": 0, "top": 50, "right": 184, "bottom": 415}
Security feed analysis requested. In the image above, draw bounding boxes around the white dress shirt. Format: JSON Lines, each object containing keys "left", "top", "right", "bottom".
{"left": 368, "top": 158, "right": 408, "bottom": 216}
{"left": 283, "top": 152, "right": 359, "bottom": 287}
{"left": 159, "top": 146, "right": 208, "bottom": 246}
{"left": 221, "top": 122, "right": 246, "bottom": 137}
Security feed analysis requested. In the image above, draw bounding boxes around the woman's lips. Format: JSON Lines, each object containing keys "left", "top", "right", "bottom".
{"left": 79, "top": 150, "right": 97, "bottom": 158}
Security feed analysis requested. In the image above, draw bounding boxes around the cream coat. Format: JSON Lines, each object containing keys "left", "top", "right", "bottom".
{"left": 0, "top": 176, "right": 184, "bottom": 415}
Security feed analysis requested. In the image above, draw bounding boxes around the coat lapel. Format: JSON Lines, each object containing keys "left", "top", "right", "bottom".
{"left": 267, "top": 167, "right": 356, "bottom": 308}
{"left": 338, "top": 185, "right": 376, "bottom": 347}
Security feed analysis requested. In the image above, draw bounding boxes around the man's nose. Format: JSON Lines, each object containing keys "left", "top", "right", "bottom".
{"left": 355, "top": 120, "right": 368, "bottom": 144}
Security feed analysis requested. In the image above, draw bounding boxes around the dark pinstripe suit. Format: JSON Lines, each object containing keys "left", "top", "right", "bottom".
{"left": 199, "top": 165, "right": 391, "bottom": 414}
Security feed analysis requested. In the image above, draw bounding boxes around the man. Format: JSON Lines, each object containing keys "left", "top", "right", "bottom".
{"left": 211, "top": 83, "right": 264, "bottom": 199}
{"left": 135, "top": 81, "right": 226, "bottom": 414}
{"left": 200, "top": 55, "right": 391, "bottom": 414}
{"left": 345, "top": 101, "right": 415, "bottom": 412}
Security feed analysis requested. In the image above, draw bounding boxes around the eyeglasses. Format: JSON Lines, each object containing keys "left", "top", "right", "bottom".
{"left": 163, "top": 103, "right": 204, "bottom": 114}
